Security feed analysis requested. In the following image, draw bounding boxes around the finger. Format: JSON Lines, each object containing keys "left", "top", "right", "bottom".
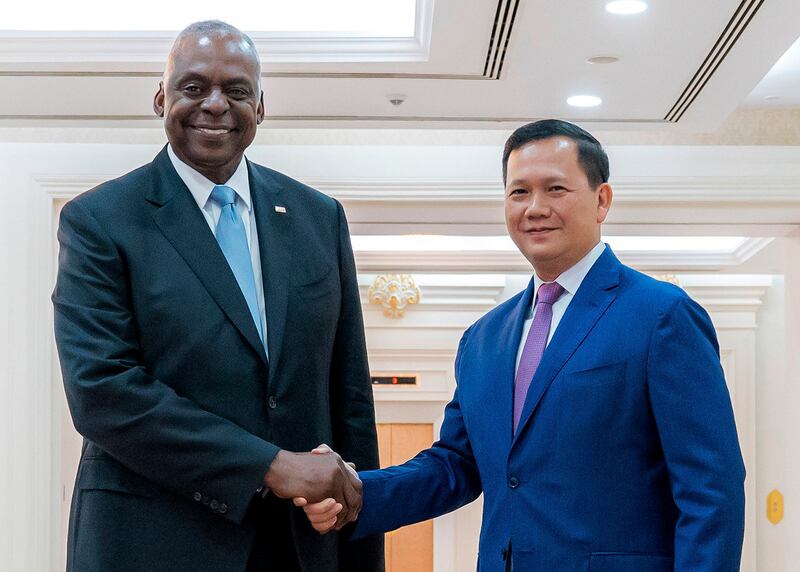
{"left": 302, "top": 498, "right": 335, "bottom": 512}
{"left": 307, "top": 504, "right": 342, "bottom": 524}
{"left": 312, "top": 443, "right": 333, "bottom": 454}
{"left": 313, "top": 516, "right": 338, "bottom": 534}
{"left": 292, "top": 497, "right": 308, "bottom": 507}
{"left": 304, "top": 499, "right": 341, "bottom": 517}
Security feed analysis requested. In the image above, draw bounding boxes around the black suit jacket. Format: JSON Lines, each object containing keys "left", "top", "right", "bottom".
{"left": 53, "top": 146, "right": 383, "bottom": 571}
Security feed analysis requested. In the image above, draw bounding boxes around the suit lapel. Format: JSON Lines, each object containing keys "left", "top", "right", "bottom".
{"left": 248, "top": 162, "right": 291, "bottom": 382}
{"left": 147, "top": 147, "right": 267, "bottom": 363}
{"left": 512, "top": 248, "right": 622, "bottom": 444}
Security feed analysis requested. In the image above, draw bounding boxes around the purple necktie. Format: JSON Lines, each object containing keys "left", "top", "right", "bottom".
{"left": 513, "top": 281, "right": 565, "bottom": 433}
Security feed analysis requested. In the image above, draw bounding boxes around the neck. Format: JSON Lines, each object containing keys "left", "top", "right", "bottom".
{"left": 170, "top": 146, "right": 242, "bottom": 185}
{"left": 196, "top": 162, "right": 240, "bottom": 185}
{"left": 532, "top": 242, "right": 600, "bottom": 282}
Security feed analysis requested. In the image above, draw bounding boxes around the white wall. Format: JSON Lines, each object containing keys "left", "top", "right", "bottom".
{"left": 755, "top": 274, "right": 787, "bottom": 571}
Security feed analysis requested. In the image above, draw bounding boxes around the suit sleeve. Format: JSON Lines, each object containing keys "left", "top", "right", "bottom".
{"left": 352, "top": 331, "right": 483, "bottom": 538}
{"left": 328, "top": 201, "right": 385, "bottom": 571}
{"left": 646, "top": 294, "right": 745, "bottom": 571}
{"left": 53, "top": 199, "right": 279, "bottom": 525}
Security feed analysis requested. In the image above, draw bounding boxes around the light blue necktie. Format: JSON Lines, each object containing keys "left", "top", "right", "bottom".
{"left": 209, "top": 185, "right": 265, "bottom": 345}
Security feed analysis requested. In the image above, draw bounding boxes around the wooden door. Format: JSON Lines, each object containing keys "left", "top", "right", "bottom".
{"left": 376, "top": 424, "right": 434, "bottom": 572}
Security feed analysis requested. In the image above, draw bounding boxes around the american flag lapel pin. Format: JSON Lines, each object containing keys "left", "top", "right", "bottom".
{"left": 274, "top": 205, "right": 287, "bottom": 214}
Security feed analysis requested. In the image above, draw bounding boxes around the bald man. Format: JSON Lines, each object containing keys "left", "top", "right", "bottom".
{"left": 53, "top": 21, "right": 382, "bottom": 572}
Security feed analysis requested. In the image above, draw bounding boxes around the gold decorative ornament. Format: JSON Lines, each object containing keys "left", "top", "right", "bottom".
{"left": 368, "top": 274, "right": 421, "bottom": 318}
{"left": 767, "top": 489, "right": 784, "bottom": 525}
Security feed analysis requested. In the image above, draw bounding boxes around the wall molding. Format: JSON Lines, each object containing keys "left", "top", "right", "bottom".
{"left": 308, "top": 175, "right": 800, "bottom": 204}
{"left": 354, "top": 240, "right": 774, "bottom": 273}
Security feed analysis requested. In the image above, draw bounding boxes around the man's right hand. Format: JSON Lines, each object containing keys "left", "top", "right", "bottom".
{"left": 291, "top": 444, "right": 361, "bottom": 534}
{"left": 264, "top": 448, "right": 362, "bottom": 527}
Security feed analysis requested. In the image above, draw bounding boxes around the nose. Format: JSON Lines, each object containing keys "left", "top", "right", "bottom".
{"left": 200, "top": 87, "right": 230, "bottom": 115}
{"left": 524, "top": 191, "right": 551, "bottom": 218}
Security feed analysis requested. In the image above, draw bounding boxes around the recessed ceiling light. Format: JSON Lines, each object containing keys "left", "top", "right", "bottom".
{"left": 606, "top": 1, "right": 648, "bottom": 15}
{"left": 567, "top": 95, "right": 602, "bottom": 108}
{"left": 587, "top": 56, "right": 620, "bottom": 64}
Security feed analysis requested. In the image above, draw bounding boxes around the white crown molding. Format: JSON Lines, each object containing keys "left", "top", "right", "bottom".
{"left": 673, "top": 274, "right": 773, "bottom": 315}
{"left": 309, "top": 176, "right": 800, "bottom": 204}
{"left": 353, "top": 238, "right": 774, "bottom": 273}
{"left": 611, "top": 177, "right": 800, "bottom": 204}
{"left": 0, "top": 1, "right": 433, "bottom": 65}
{"left": 30, "top": 172, "right": 800, "bottom": 207}
{"left": 30, "top": 173, "right": 784, "bottom": 271}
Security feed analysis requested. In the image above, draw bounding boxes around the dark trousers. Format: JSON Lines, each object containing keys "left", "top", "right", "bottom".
{"left": 245, "top": 494, "right": 302, "bottom": 572}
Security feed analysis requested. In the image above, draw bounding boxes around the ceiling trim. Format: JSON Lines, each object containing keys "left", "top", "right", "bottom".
{"left": 665, "top": 0, "right": 766, "bottom": 122}
{"left": 352, "top": 237, "right": 774, "bottom": 273}
{"left": 0, "top": 70, "right": 490, "bottom": 80}
{"left": 0, "top": 114, "right": 669, "bottom": 123}
{"left": 310, "top": 175, "right": 800, "bottom": 204}
{"left": 0, "top": 35, "right": 431, "bottom": 65}
{"left": 0, "top": 0, "right": 435, "bottom": 65}
{"left": 36, "top": 173, "right": 800, "bottom": 205}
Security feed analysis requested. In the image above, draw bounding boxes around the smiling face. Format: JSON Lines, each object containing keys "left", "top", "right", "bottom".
{"left": 153, "top": 32, "right": 264, "bottom": 183}
{"left": 504, "top": 136, "right": 612, "bottom": 281}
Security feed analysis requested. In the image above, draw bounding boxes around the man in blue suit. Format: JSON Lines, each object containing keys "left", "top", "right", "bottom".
{"left": 298, "top": 120, "right": 745, "bottom": 571}
{"left": 53, "top": 21, "right": 382, "bottom": 572}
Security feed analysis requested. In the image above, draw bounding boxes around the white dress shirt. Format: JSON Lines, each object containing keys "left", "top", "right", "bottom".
{"left": 167, "top": 145, "right": 268, "bottom": 356}
{"left": 514, "top": 242, "right": 606, "bottom": 374}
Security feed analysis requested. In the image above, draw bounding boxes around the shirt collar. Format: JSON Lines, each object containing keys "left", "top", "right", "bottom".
{"left": 167, "top": 144, "right": 252, "bottom": 212}
{"left": 531, "top": 241, "right": 606, "bottom": 307}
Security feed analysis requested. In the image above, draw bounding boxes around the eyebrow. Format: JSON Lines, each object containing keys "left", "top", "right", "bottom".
{"left": 174, "top": 72, "right": 257, "bottom": 87}
{"left": 506, "top": 174, "right": 570, "bottom": 187}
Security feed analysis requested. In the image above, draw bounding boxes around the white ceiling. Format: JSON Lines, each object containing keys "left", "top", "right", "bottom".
{"left": 744, "top": 34, "right": 800, "bottom": 107}
{"left": 1, "top": 0, "right": 798, "bottom": 130}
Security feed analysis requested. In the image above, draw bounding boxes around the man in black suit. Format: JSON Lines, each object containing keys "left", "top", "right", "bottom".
{"left": 53, "top": 20, "right": 382, "bottom": 572}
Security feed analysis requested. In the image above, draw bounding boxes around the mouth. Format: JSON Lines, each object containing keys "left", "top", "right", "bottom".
{"left": 525, "top": 227, "right": 557, "bottom": 235}
{"left": 191, "top": 126, "right": 234, "bottom": 136}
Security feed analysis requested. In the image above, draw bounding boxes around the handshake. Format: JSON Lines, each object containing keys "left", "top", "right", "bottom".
{"left": 264, "top": 444, "right": 359, "bottom": 534}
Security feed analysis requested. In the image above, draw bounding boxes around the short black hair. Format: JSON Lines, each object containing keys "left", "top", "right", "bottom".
{"left": 502, "top": 119, "right": 610, "bottom": 188}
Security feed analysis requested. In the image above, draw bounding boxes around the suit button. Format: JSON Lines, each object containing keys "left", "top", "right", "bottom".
{"left": 193, "top": 492, "right": 202, "bottom": 502}
{"left": 219, "top": 503, "right": 228, "bottom": 514}
{"left": 268, "top": 396, "right": 277, "bottom": 409}
{"left": 508, "top": 477, "right": 519, "bottom": 489}
{"left": 210, "top": 500, "right": 219, "bottom": 510}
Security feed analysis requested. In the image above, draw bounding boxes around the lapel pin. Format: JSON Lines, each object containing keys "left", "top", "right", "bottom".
{"left": 274, "top": 206, "right": 287, "bottom": 214}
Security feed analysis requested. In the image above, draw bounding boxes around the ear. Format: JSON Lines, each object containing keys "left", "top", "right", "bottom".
{"left": 256, "top": 90, "right": 265, "bottom": 125}
{"left": 596, "top": 182, "right": 613, "bottom": 223}
{"left": 153, "top": 81, "right": 165, "bottom": 118}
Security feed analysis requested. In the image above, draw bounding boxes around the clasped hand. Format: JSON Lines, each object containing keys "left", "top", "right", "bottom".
{"left": 264, "top": 444, "right": 359, "bottom": 533}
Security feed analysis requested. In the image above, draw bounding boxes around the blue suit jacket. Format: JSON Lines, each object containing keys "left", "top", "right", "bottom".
{"left": 355, "top": 247, "right": 744, "bottom": 572}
